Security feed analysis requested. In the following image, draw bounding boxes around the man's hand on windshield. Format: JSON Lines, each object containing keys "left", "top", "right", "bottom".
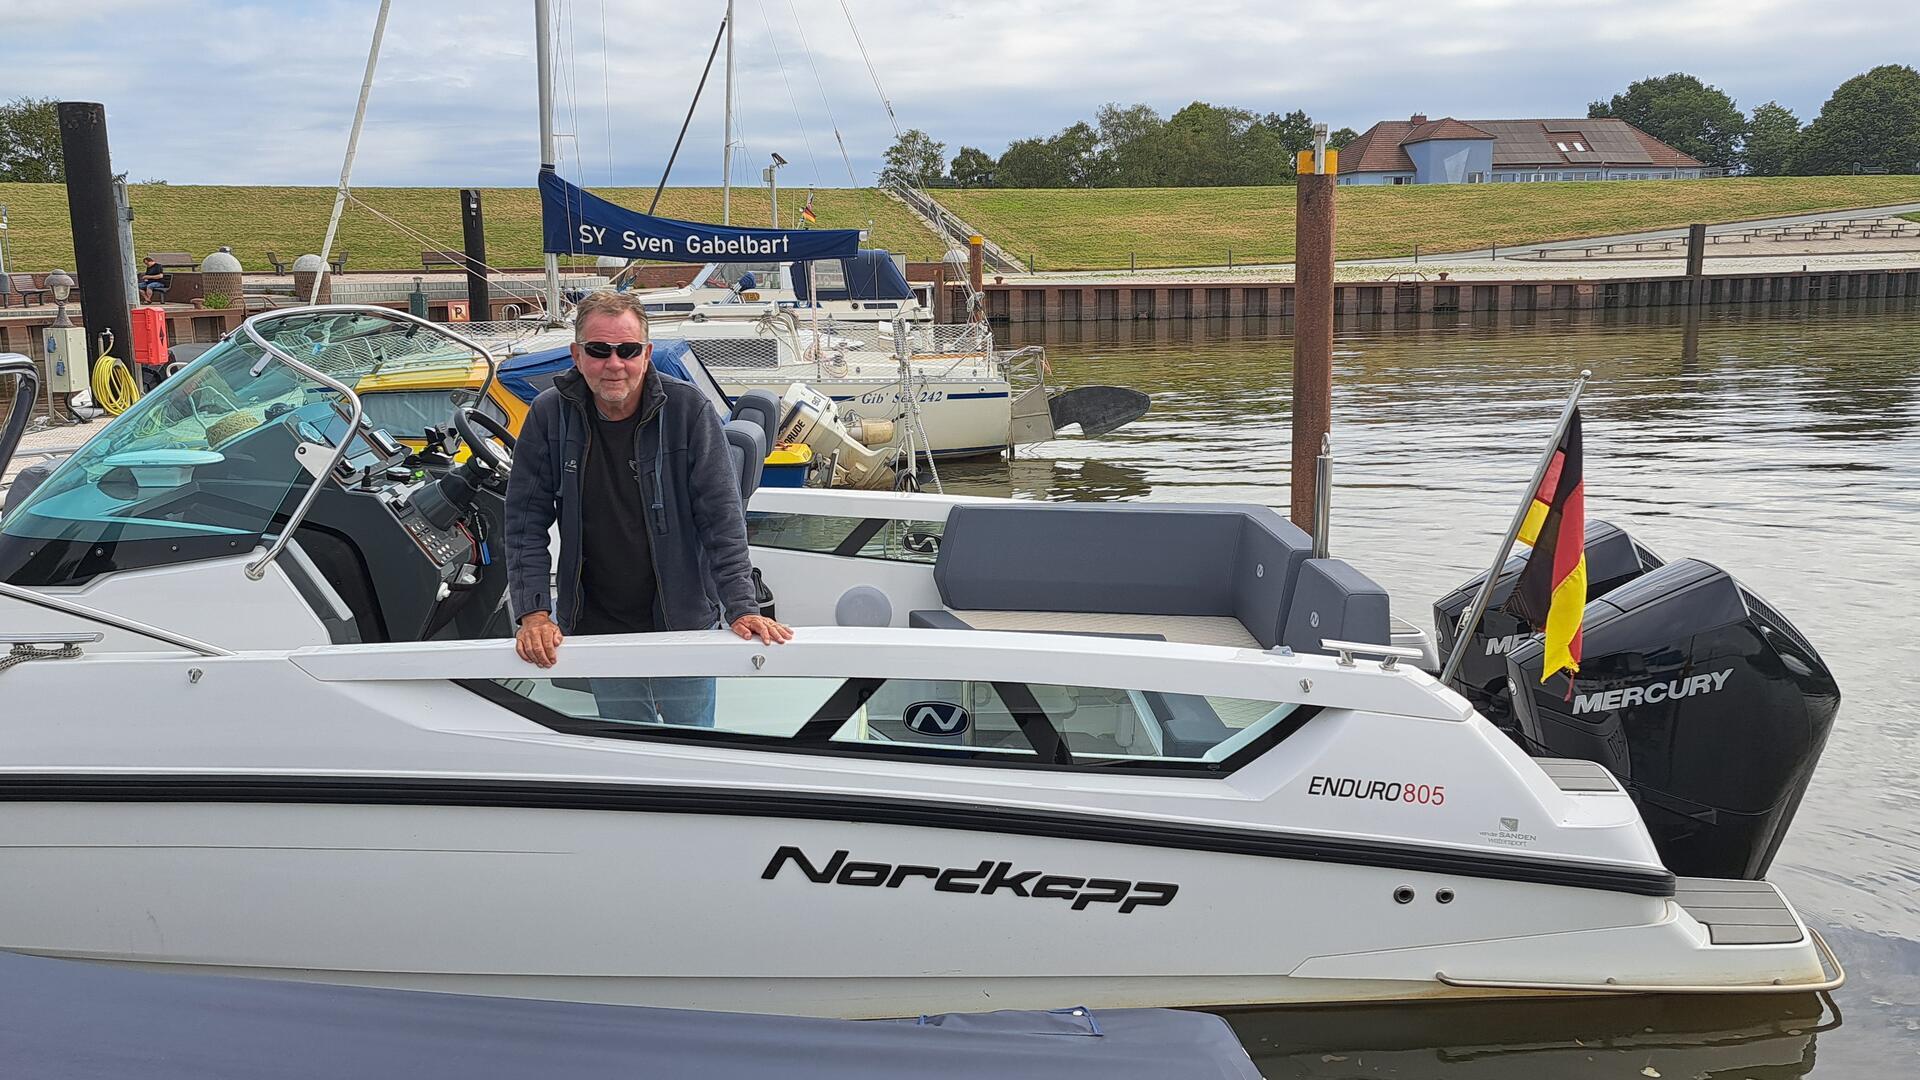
{"left": 731, "top": 614, "right": 793, "bottom": 645}
{"left": 516, "top": 612, "right": 564, "bottom": 668}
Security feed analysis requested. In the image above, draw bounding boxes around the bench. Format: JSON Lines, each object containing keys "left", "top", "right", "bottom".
{"left": 149, "top": 252, "right": 199, "bottom": 272}
{"left": 265, "top": 251, "right": 288, "bottom": 274}
{"left": 329, "top": 251, "right": 349, "bottom": 274}
{"left": 138, "top": 272, "right": 172, "bottom": 303}
{"left": 421, "top": 249, "right": 468, "bottom": 271}
{"left": 925, "top": 502, "right": 1388, "bottom": 657}
{"left": 2, "top": 273, "right": 49, "bottom": 308}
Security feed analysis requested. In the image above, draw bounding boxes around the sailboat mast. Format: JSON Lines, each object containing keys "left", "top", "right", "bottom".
{"left": 535, "top": 0, "right": 563, "bottom": 321}
{"left": 721, "top": 0, "right": 734, "bottom": 225}
{"left": 312, "top": 0, "right": 391, "bottom": 304}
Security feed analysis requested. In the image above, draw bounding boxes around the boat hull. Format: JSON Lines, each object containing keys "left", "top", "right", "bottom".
{"left": 0, "top": 790, "right": 1828, "bottom": 1018}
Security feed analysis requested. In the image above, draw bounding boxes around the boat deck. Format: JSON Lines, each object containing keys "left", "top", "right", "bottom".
{"left": 1672, "top": 879, "right": 1806, "bottom": 945}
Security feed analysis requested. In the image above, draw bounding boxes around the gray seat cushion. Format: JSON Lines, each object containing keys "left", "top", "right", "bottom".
{"left": 721, "top": 419, "right": 767, "bottom": 501}
{"left": 932, "top": 503, "right": 1316, "bottom": 649}
{"left": 729, "top": 389, "right": 783, "bottom": 440}
{"left": 1281, "top": 558, "right": 1392, "bottom": 655}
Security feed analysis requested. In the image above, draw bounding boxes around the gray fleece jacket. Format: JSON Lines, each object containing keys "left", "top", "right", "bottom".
{"left": 504, "top": 366, "right": 757, "bottom": 633}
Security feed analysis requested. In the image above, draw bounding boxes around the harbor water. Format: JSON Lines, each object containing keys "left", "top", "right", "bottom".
{"left": 950, "top": 300, "right": 1920, "bottom": 1075}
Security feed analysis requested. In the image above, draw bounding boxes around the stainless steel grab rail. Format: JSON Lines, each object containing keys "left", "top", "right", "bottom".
{"left": 0, "top": 352, "right": 40, "bottom": 483}
{"left": 1435, "top": 926, "right": 1845, "bottom": 995}
{"left": 235, "top": 305, "right": 500, "bottom": 581}
{"left": 0, "top": 579, "right": 232, "bottom": 657}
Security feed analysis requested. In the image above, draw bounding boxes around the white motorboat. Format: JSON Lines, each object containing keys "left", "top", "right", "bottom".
{"left": 0, "top": 311, "right": 1842, "bottom": 1018}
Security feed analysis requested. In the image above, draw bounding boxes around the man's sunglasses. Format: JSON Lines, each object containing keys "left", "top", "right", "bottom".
{"left": 579, "top": 340, "right": 651, "bottom": 360}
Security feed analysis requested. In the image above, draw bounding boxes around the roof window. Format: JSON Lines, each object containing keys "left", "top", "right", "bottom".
{"left": 1555, "top": 142, "right": 1570, "bottom": 152}
{"left": 1573, "top": 141, "right": 1587, "bottom": 152}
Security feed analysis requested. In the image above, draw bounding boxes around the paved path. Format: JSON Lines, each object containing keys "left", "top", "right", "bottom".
{"left": 1344, "top": 202, "right": 1920, "bottom": 265}
{"left": 1005, "top": 203, "right": 1920, "bottom": 284}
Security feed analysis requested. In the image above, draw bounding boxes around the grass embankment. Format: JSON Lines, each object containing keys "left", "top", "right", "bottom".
{"left": 938, "top": 177, "right": 1920, "bottom": 270}
{"left": 0, "top": 185, "right": 941, "bottom": 272}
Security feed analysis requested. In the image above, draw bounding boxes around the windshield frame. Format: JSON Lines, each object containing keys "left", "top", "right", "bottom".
{"left": 236, "top": 306, "right": 500, "bottom": 580}
{"left": 2, "top": 306, "right": 500, "bottom": 588}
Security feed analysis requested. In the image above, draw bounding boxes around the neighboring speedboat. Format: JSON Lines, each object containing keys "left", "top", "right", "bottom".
{"left": 0, "top": 310, "right": 1841, "bottom": 1018}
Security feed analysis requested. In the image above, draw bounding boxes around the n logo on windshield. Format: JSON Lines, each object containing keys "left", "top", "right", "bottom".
{"left": 904, "top": 701, "right": 970, "bottom": 737}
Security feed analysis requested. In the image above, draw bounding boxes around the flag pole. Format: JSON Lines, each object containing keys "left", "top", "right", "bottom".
{"left": 1438, "top": 369, "right": 1592, "bottom": 686}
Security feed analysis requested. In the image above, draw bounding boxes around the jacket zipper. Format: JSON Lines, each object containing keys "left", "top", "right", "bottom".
{"left": 633, "top": 402, "right": 666, "bottom": 622}
{"left": 569, "top": 409, "right": 590, "bottom": 628}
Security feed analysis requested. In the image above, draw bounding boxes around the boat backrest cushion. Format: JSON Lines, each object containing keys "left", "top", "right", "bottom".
{"left": 933, "top": 502, "right": 1320, "bottom": 649}
{"left": 1232, "top": 510, "right": 1315, "bottom": 651}
{"left": 721, "top": 419, "right": 767, "bottom": 502}
{"left": 1281, "top": 558, "right": 1392, "bottom": 655}
{"left": 728, "top": 389, "right": 783, "bottom": 439}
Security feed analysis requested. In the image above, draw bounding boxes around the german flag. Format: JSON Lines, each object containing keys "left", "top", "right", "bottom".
{"left": 1511, "top": 409, "right": 1586, "bottom": 682}
{"left": 800, "top": 192, "right": 818, "bottom": 226}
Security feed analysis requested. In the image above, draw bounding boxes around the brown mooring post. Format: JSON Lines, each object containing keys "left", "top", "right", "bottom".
{"left": 56, "top": 103, "right": 133, "bottom": 373}
{"left": 1291, "top": 136, "right": 1336, "bottom": 532}
{"left": 1685, "top": 223, "right": 1707, "bottom": 302}
{"left": 967, "top": 235, "right": 985, "bottom": 321}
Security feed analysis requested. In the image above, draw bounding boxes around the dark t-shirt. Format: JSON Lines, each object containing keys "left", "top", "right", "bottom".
{"left": 573, "top": 404, "right": 658, "bottom": 635}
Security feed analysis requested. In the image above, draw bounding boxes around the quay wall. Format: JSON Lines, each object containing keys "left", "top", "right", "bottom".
{"left": 950, "top": 267, "right": 1920, "bottom": 324}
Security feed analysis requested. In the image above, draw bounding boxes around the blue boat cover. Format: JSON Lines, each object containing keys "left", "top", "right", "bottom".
{"left": 0, "top": 951, "right": 1260, "bottom": 1079}
{"left": 793, "top": 250, "right": 914, "bottom": 302}
{"left": 498, "top": 339, "right": 694, "bottom": 404}
{"left": 540, "top": 168, "right": 861, "bottom": 263}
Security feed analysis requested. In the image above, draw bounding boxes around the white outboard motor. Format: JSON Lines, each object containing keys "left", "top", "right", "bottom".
{"left": 774, "top": 384, "right": 900, "bottom": 490}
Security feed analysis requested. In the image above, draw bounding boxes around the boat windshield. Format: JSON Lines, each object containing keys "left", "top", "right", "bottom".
{"left": 1, "top": 310, "right": 479, "bottom": 561}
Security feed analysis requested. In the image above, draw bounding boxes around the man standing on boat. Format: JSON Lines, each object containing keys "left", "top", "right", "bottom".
{"left": 504, "top": 290, "right": 790, "bottom": 725}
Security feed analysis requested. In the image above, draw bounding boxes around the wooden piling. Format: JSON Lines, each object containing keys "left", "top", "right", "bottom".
{"left": 967, "top": 235, "right": 985, "bottom": 321}
{"left": 1291, "top": 146, "right": 1335, "bottom": 532}
{"left": 1685, "top": 224, "right": 1707, "bottom": 299}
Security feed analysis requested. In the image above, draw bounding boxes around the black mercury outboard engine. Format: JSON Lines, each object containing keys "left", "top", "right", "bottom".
{"left": 1434, "top": 520, "right": 1664, "bottom": 726}
{"left": 1503, "top": 559, "right": 1840, "bottom": 880}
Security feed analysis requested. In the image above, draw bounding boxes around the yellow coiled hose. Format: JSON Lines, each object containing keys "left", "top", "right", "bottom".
{"left": 91, "top": 348, "right": 141, "bottom": 416}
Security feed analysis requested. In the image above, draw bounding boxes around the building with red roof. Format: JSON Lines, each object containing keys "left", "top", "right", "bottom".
{"left": 1337, "top": 115, "right": 1706, "bottom": 185}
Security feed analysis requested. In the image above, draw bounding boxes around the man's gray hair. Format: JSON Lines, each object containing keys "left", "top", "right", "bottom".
{"left": 572, "top": 289, "right": 651, "bottom": 341}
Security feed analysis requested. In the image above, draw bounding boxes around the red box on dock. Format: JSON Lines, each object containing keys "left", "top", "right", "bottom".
{"left": 130, "top": 306, "right": 169, "bottom": 368}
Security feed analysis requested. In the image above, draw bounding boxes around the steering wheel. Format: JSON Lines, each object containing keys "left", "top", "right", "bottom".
{"left": 453, "top": 406, "right": 516, "bottom": 476}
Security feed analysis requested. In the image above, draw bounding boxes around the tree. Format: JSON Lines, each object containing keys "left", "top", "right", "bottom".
{"left": 1159, "top": 102, "right": 1259, "bottom": 186}
{"left": 1328, "top": 127, "right": 1359, "bottom": 150}
{"left": 949, "top": 146, "right": 995, "bottom": 187}
{"left": 1741, "top": 102, "right": 1802, "bottom": 176}
{"left": 1794, "top": 64, "right": 1920, "bottom": 175}
{"left": 1589, "top": 73, "right": 1746, "bottom": 168}
{"left": 1095, "top": 102, "right": 1166, "bottom": 187}
{"left": 0, "top": 96, "right": 63, "bottom": 182}
{"left": 877, "top": 129, "right": 945, "bottom": 188}
{"left": 1047, "top": 121, "right": 1106, "bottom": 187}
{"left": 994, "top": 137, "right": 1066, "bottom": 187}
{"left": 1263, "top": 110, "right": 1317, "bottom": 157}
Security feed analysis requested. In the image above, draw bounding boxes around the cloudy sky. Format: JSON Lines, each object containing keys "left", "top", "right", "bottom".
{"left": 8, "top": 0, "right": 1916, "bottom": 188}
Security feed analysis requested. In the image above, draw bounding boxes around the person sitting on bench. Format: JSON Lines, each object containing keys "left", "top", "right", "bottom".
{"left": 138, "top": 258, "right": 169, "bottom": 304}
